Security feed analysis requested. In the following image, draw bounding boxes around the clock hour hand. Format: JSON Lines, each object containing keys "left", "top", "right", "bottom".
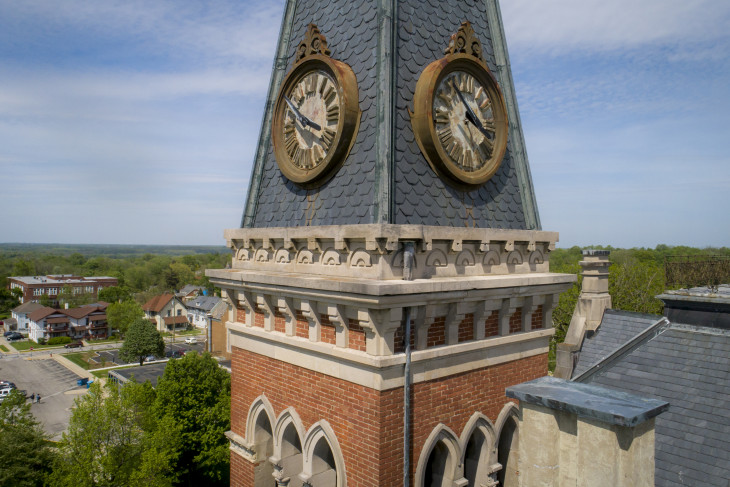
{"left": 450, "top": 80, "right": 492, "bottom": 140}
{"left": 284, "top": 95, "right": 322, "bottom": 132}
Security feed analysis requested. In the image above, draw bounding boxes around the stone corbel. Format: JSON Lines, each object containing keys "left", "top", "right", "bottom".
{"left": 498, "top": 298, "right": 518, "bottom": 336}
{"left": 334, "top": 237, "right": 349, "bottom": 252}
{"left": 283, "top": 237, "right": 296, "bottom": 251}
{"left": 542, "top": 294, "right": 559, "bottom": 329}
{"left": 413, "top": 304, "right": 439, "bottom": 350}
{"left": 276, "top": 297, "right": 296, "bottom": 336}
{"left": 449, "top": 239, "right": 463, "bottom": 253}
{"left": 478, "top": 240, "right": 490, "bottom": 253}
{"left": 445, "top": 302, "right": 468, "bottom": 345}
{"left": 307, "top": 237, "right": 322, "bottom": 254}
{"left": 300, "top": 300, "right": 321, "bottom": 343}
{"left": 521, "top": 295, "right": 537, "bottom": 332}
{"left": 262, "top": 237, "right": 275, "bottom": 251}
{"left": 472, "top": 299, "right": 501, "bottom": 340}
{"left": 326, "top": 304, "right": 348, "bottom": 347}
{"left": 238, "top": 290, "right": 255, "bottom": 327}
{"left": 256, "top": 294, "right": 274, "bottom": 331}
{"left": 357, "top": 307, "right": 403, "bottom": 355}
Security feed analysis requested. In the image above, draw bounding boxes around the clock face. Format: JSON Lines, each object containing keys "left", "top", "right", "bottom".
{"left": 272, "top": 55, "right": 360, "bottom": 188}
{"left": 410, "top": 55, "right": 508, "bottom": 188}
{"left": 432, "top": 71, "right": 496, "bottom": 174}
{"left": 282, "top": 70, "right": 340, "bottom": 171}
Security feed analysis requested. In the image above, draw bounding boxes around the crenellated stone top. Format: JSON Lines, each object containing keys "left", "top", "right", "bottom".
{"left": 224, "top": 224, "right": 558, "bottom": 281}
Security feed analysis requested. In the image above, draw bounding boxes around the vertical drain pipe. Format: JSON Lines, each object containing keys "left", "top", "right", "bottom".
{"left": 402, "top": 241, "right": 415, "bottom": 487}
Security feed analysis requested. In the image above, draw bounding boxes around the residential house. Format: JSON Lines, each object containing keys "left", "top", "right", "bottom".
{"left": 176, "top": 284, "right": 205, "bottom": 302}
{"left": 10, "top": 301, "right": 45, "bottom": 332}
{"left": 184, "top": 295, "right": 222, "bottom": 329}
{"left": 26, "top": 303, "right": 110, "bottom": 342}
{"left": 8, "top": 274, "right": 117, "bottom": 305}
{"left": 142, "top": 293, "right": 189, "bottom": 333}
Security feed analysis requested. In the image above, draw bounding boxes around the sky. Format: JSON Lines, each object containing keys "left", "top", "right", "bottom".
{"left": 0, "top": 0, "right": 728, "bottom": 249}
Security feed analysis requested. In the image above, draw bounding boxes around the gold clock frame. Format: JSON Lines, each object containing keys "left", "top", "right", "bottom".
{"left": 272, "top": 25, "right": 361, "bottom": 188}
{"left": 410, "top": 22, "right": 508, "bottom": 189}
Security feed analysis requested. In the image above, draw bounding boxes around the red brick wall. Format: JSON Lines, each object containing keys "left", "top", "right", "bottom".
{"left": 458, "top": 313, "right": 474, "bottom": 343}
{"left": 531, "top": 305, "right": 543, "bottom": 330}
{"left": 320, "top": 315, "right": 336, "bottom": 345}
{"left": 230, "top": 450, "right": 255, "bottom": 487}
{"left": 274, "top": 311, "right": 286, "bottom": 334}
{"left": 348, "top": 319, "right": 366, "bottom": 352}
{"left": 236, "top": 305, "right": 247, "bottom": 324}
{"left": 295, "top": 310, "right": 309, "bottom": 338}
{"left": 253, "top": 307, "right": 264, "bottom": 328}
{"left": 509, "top": 309, "right": 522, "bottom": 334}
{"left": 427, "top": 317, "right": 446, "bottom": 348}
{"left": 485, "top": 313, "right": 499, "bottom": 337}
{"left": 230, "top": 346, "right": 548, "bottom": 486}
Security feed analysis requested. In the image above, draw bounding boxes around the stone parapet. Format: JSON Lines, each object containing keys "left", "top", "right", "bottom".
{"left": 224, "top": 224, "right": 559, "bottom": 280}
{"left": 507, "top": 377, "right": 668, "bottom": 487}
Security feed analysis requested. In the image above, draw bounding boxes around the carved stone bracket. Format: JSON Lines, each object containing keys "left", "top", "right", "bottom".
{"left": 357, "top": 308, "right": 403, "bottom": 356}
{"left": 326, "top": 304, "right": 348, "bottom": 348}
{"left": 444, "top": 20, "right": 485, "bottom": 63}
{"left": 276, "top": 297, "right": 296, "bottom": 336}
{"left": 301, "top": 300, "right": 321, "bottom": 343}
{"left": 295, "top": 24, "right": 331, "bottom": 63}
{"left": 257, "top": 294, "right": 274, "bottom": 331}
{"left": 498, "top": 298, "right": 518, "bottom": 336}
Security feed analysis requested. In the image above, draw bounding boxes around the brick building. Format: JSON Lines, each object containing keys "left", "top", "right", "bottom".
{"left": 8, "top": 274, "right": 117, "bottom": 305}
{"left": 207, "top": 1, "right": 575, "bottom": 486}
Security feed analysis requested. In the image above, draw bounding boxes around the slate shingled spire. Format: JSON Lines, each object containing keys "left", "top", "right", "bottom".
{"left": 242, "top": 0, "right": 540, "bottom": 230}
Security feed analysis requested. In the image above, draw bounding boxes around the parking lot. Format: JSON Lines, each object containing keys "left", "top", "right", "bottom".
{"left": 0, "top": 354, "right": 85, "bottom": 440}
{"left": 86, "top": 341, "right": 205, "bottom": 366}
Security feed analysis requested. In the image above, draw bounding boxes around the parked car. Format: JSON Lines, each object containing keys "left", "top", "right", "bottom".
{"left": 6, "top": 332, "right": 23, "bottom": 341}
{"left": 144, "top": 355, "right": 157, "bottom": 363}
{"left": 3, "top": 331, "right": 14, "bottom": 337}
{"left": 184, "top": 337, "right": 197, "bottom": 345}
{"left": 165, "top": 349, "right": 185, "bottom": 359}
{"left": 64, "top": 341, "right": 84, "bottom": 349}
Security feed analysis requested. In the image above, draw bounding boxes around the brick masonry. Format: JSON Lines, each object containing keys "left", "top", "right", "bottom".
{"left": 230, "top": 346, "right": 548, "bottom": 486}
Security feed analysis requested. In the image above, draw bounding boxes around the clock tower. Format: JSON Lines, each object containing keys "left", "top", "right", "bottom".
{"left": 208, "top": 1, "right": 574, "bottom": 485}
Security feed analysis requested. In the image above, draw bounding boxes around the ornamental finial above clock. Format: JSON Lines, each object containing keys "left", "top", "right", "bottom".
{"left": 444, "top": 21, "right": 484, "bottom": 63}
{"left": 295, "top": 24, "right": 331, "bottom": 63}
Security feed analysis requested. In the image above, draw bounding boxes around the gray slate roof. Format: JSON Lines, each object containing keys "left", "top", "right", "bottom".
{"left": 12, "top": 301, "right": 45, "bottom": 314}
{"left": 574, "top": 311, "right": 730, "bottom": 486}
{"left": 185, "top": 296, "right": 222, "bottom": 313}
{"left": 243, "top": 0, "right": 536, "bottom": 229}
{"left": 572, "top": 309, "right": 660, "bottom": 378}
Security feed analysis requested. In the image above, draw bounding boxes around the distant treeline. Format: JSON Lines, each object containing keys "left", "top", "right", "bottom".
{"left": 0, "top": 244, "right": 232, "bottom": 306}
{"left": 548, "top": 244, "right": 730, "bottom": 368}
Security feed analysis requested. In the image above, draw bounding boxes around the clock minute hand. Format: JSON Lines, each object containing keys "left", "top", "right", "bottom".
{"left": 450, "top": 80, "right": 491, "bottom": 139}
{"left": 284, "top": 95, "right": 322, "bottom": 132}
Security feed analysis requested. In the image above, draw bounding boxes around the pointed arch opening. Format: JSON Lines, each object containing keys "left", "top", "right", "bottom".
{"left": 495, "top": 403, "right": 520, "bottom": 487}
{"left": 460, "top": 412, "right": 500, "bottom": 486}
{"left": 301, "top": 420, "right": 346, "bottom": 487}
{"left": 272, "top": 409, "right": 306, "bottom": 487}
{"left": 416, "top": 424, "right": 464, "bottom": 487}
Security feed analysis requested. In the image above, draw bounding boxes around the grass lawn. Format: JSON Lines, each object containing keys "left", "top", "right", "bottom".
{"left": 64, "top": 352, "right": 93, "bottom": 370}
{"left": 0, "top": 345, "right": 8, "bottom": 352}
{"left": 12, "top": 340, "right": 63, "bottom": 351}
{"left": 87, "top": 337, "right": 122, "bottom": 345}
{"left": 161, "top": 329, "right": 201, "bottom": 337}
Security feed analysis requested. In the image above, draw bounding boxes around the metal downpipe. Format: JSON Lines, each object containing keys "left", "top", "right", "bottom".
{"left": 402, "top": 241, "right": 415, "bottom": 486}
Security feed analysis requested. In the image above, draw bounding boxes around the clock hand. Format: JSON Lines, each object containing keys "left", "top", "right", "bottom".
{"left": 284, "top": 95, "right": 322, "bottom": 132}
{"left": 450, "top": 80, "right": 492, "bottom": 140}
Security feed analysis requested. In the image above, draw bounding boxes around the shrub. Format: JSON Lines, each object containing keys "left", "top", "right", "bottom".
{"left": 48, "top": 336, "right": 72, "bottom": 346}
{"left": 37, "top": 337, "right": 47, "bottom": 345}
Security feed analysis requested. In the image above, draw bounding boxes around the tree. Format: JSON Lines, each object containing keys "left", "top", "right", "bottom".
{"left": 0, "top": 288, "right": 21, "bottom": 316}
{"left": 0, "top": 389, "right": 57, "bottom": 487}
{"left": 98, "top": 285, "right": 133, "bottom": 304}
{"left": 50, "top": 381, "right": 181, "bottom": 487}
{"left": 106, "top": 300, "right": 144, "bottom": 337}
{"left": 119, "top": 318, "right": 165, "bottom": 366}
{"left": 153, "top": 353, "right": 231, "bottom": 486}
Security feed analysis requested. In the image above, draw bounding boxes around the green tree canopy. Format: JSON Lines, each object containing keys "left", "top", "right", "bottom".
{"left": 119, "top": 317, "right": 165, "bottom": 366}
{"left": 98, "top": 285, "right": 133, "bottom": 304}
{"left": 106, "top": 300, "right": 144, "bottom": 338}
{"left": 0, "top": 389, "right": 57, "bottom": 487}
{"left": 153, "top": 353, "right": 231, "bottom": 486}
{"left": 50, "top": 381, "right": 181, "bottom": 487}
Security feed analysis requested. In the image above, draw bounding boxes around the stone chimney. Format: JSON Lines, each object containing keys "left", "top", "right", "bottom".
{"left": 554, "top": 249, "right": 611, "bottom": 379}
